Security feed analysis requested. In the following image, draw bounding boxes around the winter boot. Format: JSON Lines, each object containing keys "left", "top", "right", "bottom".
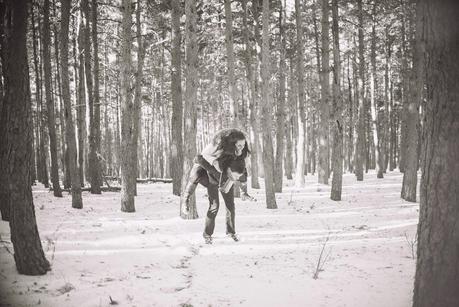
{"left": 203, "top": 233, "right": 213, "bottom": 244}
{"left": 227, "top": 233, "right": 240, "bottom": 242}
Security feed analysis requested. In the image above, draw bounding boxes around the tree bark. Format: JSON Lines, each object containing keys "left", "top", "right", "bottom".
{"left": 388, "top": 44, "right": 396, "bottom": 171}
{"left": 253, "top": 1, "right": 264, "bottom": 179}
{"left": 401, "top": 0, "right": 423, "bottom": 203}
{"left": 120, "top": 0, "right": 135, "bottom": 212}
{"left": 274, "top": 0, "right": 286, "bottom": 193}
{"left": 81, "top": 0, "right": 100, "bottom": 193}
{"left": 319, "top": 0, "right": 330, "bottom": 185}
{"left": 347, "top": 55, "right": 354, "bottom": 173}
{"left": 294, "top": 0, "right": 306, "bottom": 187}
{"left": 0, "top": 0, "right": 8, "bottom": 220}
{"left": 3, "top": 0, "right": 51, "bottom": 275}
{"left": 76, "top": 16, "right": 86, "bottom": 187}
{"left": 330, "top": 0, "right": 343, "bottom": 201}
{"left": 369, "top": 1, "right": 384, "bottom": 179}
{"left": 43, "top": 0, "right": 62, "bottom": 197}
{"left": 261, "top": 0, "right": 277, "bottom": 209}
{"left": 170, "top": 0, "right": 183, "bottom": 196}
{"left": 383, "top": 26, "right": 391, "bottom": 172}
{"left": 132, "top": 0, "right": 146, "bottom": 196}
{"left": 180, "top": 0, "right": 199, "bottom": 219}
{"left": 399, "top": 1, "right": 409, "bottom": 173}
{"left": 115, "top": 77, "right": 121, "bottom": 177}
{"left": 284, "top": 57, "right": 295, "bottom": 180}
{"left": 61, "top": 0, "right": 83, "bottom": 209}
{"left": 51, "top": 0, "right": 67, "bottom": 188}
{"left": 242, "top": 0, "right": 260, "bottom": 189}
{"left": 224, "top": 0, "right": 238, "bottom": 126}
{"left": 224, "top": 0, "right": 242, "bottom": 198}
{"left": 89, "top": 0, "right": 102, "bottom": 193}
{"left": 31, "top": 3, "right": 49, "bottom": 187}
{"left": 413, "top": 1, "right": 459, "bottom": 306}
{"left": 355, "top": 0, "right": 365, "bottom": 181}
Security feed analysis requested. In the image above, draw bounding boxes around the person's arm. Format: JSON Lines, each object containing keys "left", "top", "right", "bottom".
{"left": 239, "top": 168, "right": 256, "bottom": 201}
{"left": 201, "top": 143, "right": 223, "bottom": 172}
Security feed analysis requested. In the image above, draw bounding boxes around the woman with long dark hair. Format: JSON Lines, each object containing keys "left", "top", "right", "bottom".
{"left": 182, "top": 128, "right": 255, "bottom": 244}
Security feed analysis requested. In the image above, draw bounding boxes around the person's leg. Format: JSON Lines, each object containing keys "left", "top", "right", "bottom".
{"left": 221, "top": 186, "right": 236, "bottom": 235}
{"left": 204, "top": 184, "right": 220, "bottom": 239}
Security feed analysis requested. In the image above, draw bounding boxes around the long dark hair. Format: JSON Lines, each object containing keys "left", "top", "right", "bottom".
{"left": 212, "top": 128, "right": 250, "bottom": 159}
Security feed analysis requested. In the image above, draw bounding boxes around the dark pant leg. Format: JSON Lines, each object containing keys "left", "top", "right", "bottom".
{"left": 188, "top": 163, "right": 208, "bottom": 185}
{"left": 183, "top": 164, "right": 211, "bottom": 214}
{"left": 204, "top": 184, "right": 219, "bottom": 236}
{"left": 221, "top": 186, "right": 236, "bottom": 234}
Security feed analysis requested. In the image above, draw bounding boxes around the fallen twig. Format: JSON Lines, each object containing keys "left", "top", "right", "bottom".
{"left": 313, "top": 233, "right": 333, "bottom": 280}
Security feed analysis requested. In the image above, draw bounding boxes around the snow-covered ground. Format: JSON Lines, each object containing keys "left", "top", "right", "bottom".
{"left": 0, "top": 171, "right": 418, "bottom": 307}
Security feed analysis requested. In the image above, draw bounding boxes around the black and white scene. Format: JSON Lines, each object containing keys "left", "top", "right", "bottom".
{"left": 0, "top": 0, "right": 458, "bottom": 306}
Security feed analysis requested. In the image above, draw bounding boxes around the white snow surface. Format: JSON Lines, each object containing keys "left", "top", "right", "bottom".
{"left": 0, "top": 171, "right": 419, "bottom": 307}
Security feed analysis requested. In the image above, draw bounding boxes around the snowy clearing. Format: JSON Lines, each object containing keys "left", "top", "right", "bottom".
{"left": 0, "top": 171, "right": 418, "bottom": 307}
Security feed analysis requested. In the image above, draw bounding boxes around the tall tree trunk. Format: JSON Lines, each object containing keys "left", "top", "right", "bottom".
{"left": 51, "top": 0, "right": 68, "bottom": 188}
{"left": 132, "top": 0, "right": 146, "bottom": 195}
{"left": 102, "top": 40, "right": 112, "bottom": 176}
{"left": 399, "top": 1, "right": 409, "bottom": 173}
{"left": 294, "top": 0, "right": 306, "bottom": 187}
{"left": 26, "top": 71, "right": 37, "bottom": 185}
{"left": 347, "top": 55, "right": 354, "bottom": 173}
{"left": 224, "top": 0, "right": 241, "bottom": 197}
{"left": 355, "top": 0, "right": 365, "bottom": 181}
{"left": 103, "top": 88, "right": 112, "bottom": 176}
{"left": 389, "top": 48, "right": 396, "bottom": 171}
{"left": 81, "top": 0, "right": 99, "bottom": 193}
{"left": 31, "top": 3, "right": 49, "bottom": 187}
{"left": 330, "top": 0, "right": 343, "bottom": 201}
{"left": 120, "top": 0, "right": 135, "bottom": 212}
{"left": 242, "top": 0, "right": 260, "bottom": 189}
{"left": 369, "top": 1, "right": 384, "bottom": 179}
{"left": 319, "top": 0, "right": 330, "bottom": 184}
{"left": 170, "top": 0, "right": 183, "bottom": 196}
{"left": 0, "top": 0, "right": 8, "bottom": 220}
{"left": 43, "top": 0, "right": 62, "bottom": 197}
{"left": 383, "top": 26, "right": 391, "bottom": 172}
{"left": 401, "top": 0, "right": 423, "bottom": 203}
{"left": 37, "top": 7, "right": 51, "bottom": 188}
{"left": 284, "top": 57, "right": 295, "bottom": 180}
{"left": 413, "top": 1, "right": 459, "bottom": 306}
{"left": 61, "top": 0, "right": 83, "bottom": 209}
{"left": 76, "top": 16, "right": 86, "bottom": 187}
{"left": 89, "top": 0, "right": 101, "bottom": 192}
{"left": 224, "top": 0, "right": 238, "bottom": 126}
{"left": 181, "top": 0, "right": 199, "bottom": 219}
{"left": 274, "top": 0, "right": 286, "bottom": 193}
{"left": 115, "top": 76, "right": 121, "bottom": 177}
{"left": 261, "top": 0, "right": 277, "bottom": 209}
{"left": 253, "top": 1, "right": 264, "bottom": 179}
{"left": 312, "top": 2, "right": 322, "bottom": 176}
{"left": 0, "top": 7, "right": 3, "bottom": 112}
{"left": 3, "top": 0, "right": 51, "bottom": 275}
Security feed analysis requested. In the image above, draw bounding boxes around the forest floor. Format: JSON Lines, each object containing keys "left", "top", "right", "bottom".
{"left": 0, "top": 170, "right": 418, "bottom": 307}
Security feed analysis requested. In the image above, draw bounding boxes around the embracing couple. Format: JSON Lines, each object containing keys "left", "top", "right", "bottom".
{"left": 181, "top": 128, "right": 256, "bottom": 244}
